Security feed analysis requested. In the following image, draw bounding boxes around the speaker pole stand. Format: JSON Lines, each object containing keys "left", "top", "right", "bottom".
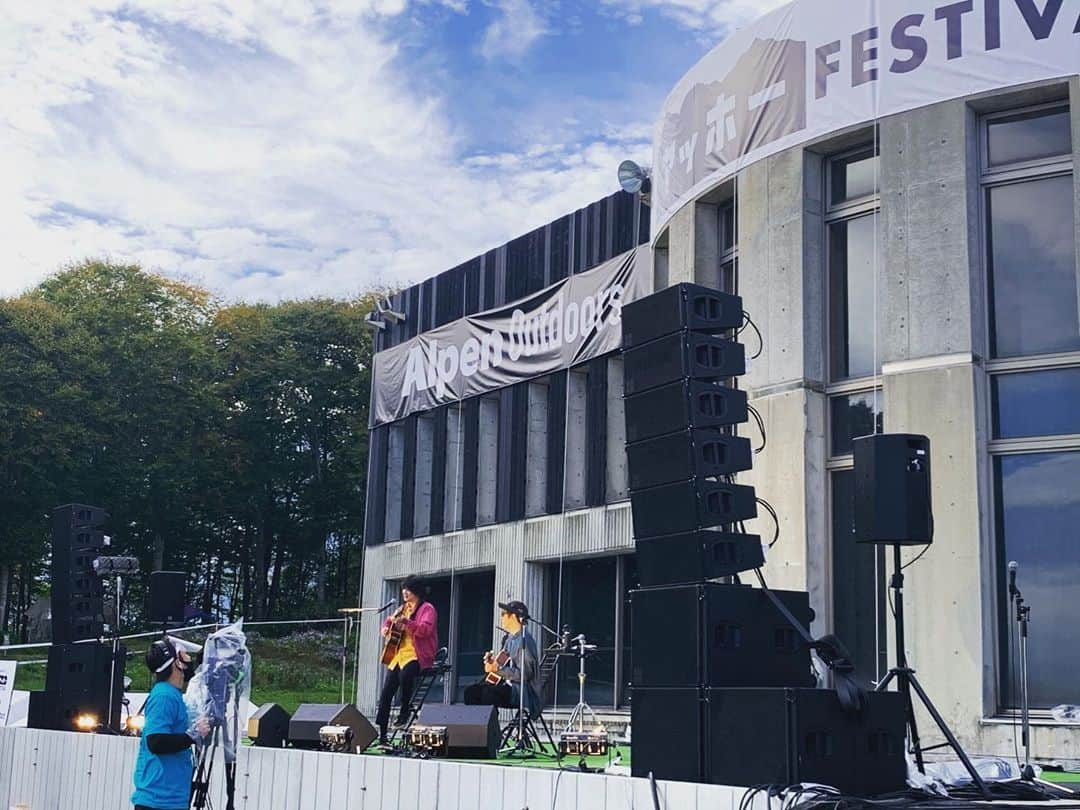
{"left": 107, "top": 574, "right": 122, "bottom": 733}
{"left": 876, "top": 545, "right": 990, "bottom": 799}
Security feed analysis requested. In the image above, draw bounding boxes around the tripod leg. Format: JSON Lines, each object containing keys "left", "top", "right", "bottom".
{"left": 896, "top": 672, "right": 926, "bottom": 774}
{"left": 906, "top": 672, "right": 991, "bottom": 799}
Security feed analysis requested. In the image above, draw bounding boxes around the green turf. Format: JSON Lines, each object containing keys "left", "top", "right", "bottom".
{"left": 361, "top": 742, "right": 630, "bottom": 772}
{"left": 1042, "top": 770, "right": 1080, "bottom": 783}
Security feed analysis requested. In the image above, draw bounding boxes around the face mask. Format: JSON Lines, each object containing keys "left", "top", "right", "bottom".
{"left": 178, "top": 658, "right": 196, "bottom": 684}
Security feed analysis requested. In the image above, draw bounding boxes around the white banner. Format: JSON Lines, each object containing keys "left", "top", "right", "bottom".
{"left": 653, "top": 0, "right": 1080, "bottom": 235}
{"left": 0, "top": 660, "right": 16, "bottom": 727}
{"left": 371, "top": 247, "right": 652, "bottom": 426}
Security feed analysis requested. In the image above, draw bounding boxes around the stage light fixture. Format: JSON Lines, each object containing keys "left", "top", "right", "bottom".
{"left": 375, "top": 297, "right": 406, "bottom": 324}
{"left": 318, "top": 724, "right": 355, "bottom": 753}
{"left": 126, "top": 714, "right": 145, "bottom": 735}
{"left": 559, "top": 730, "right": 608, "bottom": 757}
{"left": 617, "top": 160, "right": 651, "bottom": 195}
{"left": 92, "top": 555, "right": 139, "bottom": 575}
{"left": 75, "top": 713, "right": 99, "bottom": 732}
{"left": 364, "top": 311, "right": 386, "bottom": 332}
{"left": 405, "top": 724, "right": 448, "bottom": 756}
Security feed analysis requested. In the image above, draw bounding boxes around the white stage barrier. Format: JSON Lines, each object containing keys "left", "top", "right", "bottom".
{"left": 0, "top": 726, "right": 751, "bottom": 810}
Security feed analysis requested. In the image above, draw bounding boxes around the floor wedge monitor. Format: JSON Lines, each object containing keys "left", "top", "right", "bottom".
{"left": 622, "top": 283, "right": 743, "bottom": 348}
{"left": 630, "top": 583, "right": 814, "bottom": 688}
{"left": 415, "top": 704, "right": 500, "bottom": 758}
{"left": 289, "top": 703, "right": 377, "bottom": 752}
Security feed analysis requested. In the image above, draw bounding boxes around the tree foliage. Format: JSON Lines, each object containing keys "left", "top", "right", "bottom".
{"left": 0, "top": 260, "right": 378, "bottom": 639}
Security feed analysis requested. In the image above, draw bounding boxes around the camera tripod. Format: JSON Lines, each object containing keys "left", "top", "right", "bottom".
{"left": 877, "top": 545, "right": 990, "bottom": 799}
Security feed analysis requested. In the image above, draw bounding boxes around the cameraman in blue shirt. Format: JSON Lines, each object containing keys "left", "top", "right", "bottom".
{"left": 131, "top": 637, "right": 209, "bottom": 810}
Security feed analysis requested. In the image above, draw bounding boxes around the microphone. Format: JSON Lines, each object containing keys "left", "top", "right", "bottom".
{"left": 378, "top": 599, "right": 396, "bottom": 613}
{"left": 1008, "top": 561, "right": 1018, "bottom": 597}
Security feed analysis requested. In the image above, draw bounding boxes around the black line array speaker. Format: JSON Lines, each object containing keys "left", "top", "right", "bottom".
{"left": 625, "top": 378, "right": 748, "bottom": 444}
{"left": 289, "top": 703, "right": 378, "bottom": 751}
{"left": 149, "top": 571, "right": 187, "bottom": 625}
{"left": 33, "top": 642, "right": 126, "bottom": 731}
{"left": 622, "top": 283, "right": 743, "bottom": 346}
{"left": 248, "top": 702, "right": 292, "bottom": 748}
{"left": 630, "top": 583, "right": 815, "bottom": 688}
{"left": 623, "top": 331, "right": 746, "bottom": 396}
{"left": 634, "top": 531, "right": 765, "bottom": 587}
{"left": 631, "top": 688, "right": 908, "bottom": 796}
{"left": 630, "top": 478, "right": 757, "bottom": 537}
{"left": 627, "top": 429, "right": 752, "bottom": 491}
{"left": 853, "top": 433, "right": 932, "bottom": 546}
{"left": 50, "top": 503, "right": 108, "bottom": 643}
{"left": 416, "top": 704, "right": 500, "bottom": 758}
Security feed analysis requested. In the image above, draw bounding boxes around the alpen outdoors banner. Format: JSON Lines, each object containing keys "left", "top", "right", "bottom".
{"left": 371, "top": 247, "right": 651, "bottom": 426}
{"left": 652, "top": 0, "right": 1079, "bottom": 235}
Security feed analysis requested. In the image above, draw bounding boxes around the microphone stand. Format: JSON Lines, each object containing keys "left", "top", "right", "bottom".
{"left": 1010, "top": 568, "right": 1035, "bottom": 781}
{"left": 338, "top": 601, "right": 397, "bottom": 704}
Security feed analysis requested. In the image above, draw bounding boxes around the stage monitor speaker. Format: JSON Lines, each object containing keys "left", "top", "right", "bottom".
{"left": 853, "top": 433, "right": 932, "bottom": 545}
{"left": 623, "top": 332, "right": 746, "bottom": 396}
{"left": 635, "top": 531, "right": 764, "bottom": 587}
{"left": 622, "top": 283, "right": 743, "bottom": 348}
{"left": 248, "top": 702, "right": 292, "bottom": 748}
{"left": 627, "top": 429, "right": 752, "bottom": 491}
{"left": 624, "top": 379, "right": 748, "bottom": 445}
{"left": 416, "top": 704, "right": 499, "bottom": 758}
{"left": 289, "top": 703, "right": 378, "bottom": 752}
{"left": 630, "top": 478, "right": 756, "bottom": 538}
{"left": 39, "top": 642, "right": 126, "bottom": 730}
{"left": 149, "top": 571, "right": 187, "bottom": 624}
{"left": 630, "top": 583, "right": 814, "bottom": 689}
{"left": 631, "top": 688, "right": 907, "bottom": 795}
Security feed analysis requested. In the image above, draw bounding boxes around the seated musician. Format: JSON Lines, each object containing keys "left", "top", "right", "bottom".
{"left": 463, "top": 600, "right": 541, "bottom": 717}
{"left": 376, "top": 575, "right": 438, "bottom": 745}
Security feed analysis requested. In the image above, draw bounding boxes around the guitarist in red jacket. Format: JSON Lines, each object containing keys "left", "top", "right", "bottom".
{"left": 376, "top": 575, "right": 438, "bottom": 745}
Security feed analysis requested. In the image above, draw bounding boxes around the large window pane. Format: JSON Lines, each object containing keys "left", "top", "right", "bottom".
{"left": 992, "top": 368, "right": 1080, "bottom": 439}
{"left": 830, "top": 392, "right": 883, "bottom": 456}
{"left": 720, "top": 201, "right": 737, "bottom": 252}
{"left": 546, "top": 557, "right": 616, "bottom": 707}
{"left": 987, "top": 175, "right": 1079, "bottom": 358}
{"left": 830, "top": 150, "right": 879, "bottom": 205}
{"left": 995, "top": 452, "right": 1080, "bottom": 708}
{"left": 829, "top": 213, "right": 879, "bottom": 379}
{"left": 831, "top": 471, "right": 887, "bottom": 687}
{"left": 988, "top": 108, "right": 1071, "bottom": 167}
{"left": 453, "top": 571, "right": 495, "bottom": 702}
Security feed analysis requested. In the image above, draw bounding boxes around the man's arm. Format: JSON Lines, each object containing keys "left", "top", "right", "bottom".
{"left": 145, "top": 733, "right": 195, "bottom": 755}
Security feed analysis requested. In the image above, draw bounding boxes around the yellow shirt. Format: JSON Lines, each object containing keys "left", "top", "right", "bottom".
{"left": 388, "top": 606, "right": 418, "bottom": 670}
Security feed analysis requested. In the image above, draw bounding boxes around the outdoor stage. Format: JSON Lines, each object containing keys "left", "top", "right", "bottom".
{"left": 0, "top": 726, "right": 748, "bottom": 810}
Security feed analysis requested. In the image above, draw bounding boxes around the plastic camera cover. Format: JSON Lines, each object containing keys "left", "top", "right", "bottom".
{"left": 184, "top": 620, "right": 251, "bottom": 763}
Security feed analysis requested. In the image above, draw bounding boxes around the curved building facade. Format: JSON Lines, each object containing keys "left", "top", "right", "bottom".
{"left": 359, "top": 1, "right": 1079, "bottom": 762}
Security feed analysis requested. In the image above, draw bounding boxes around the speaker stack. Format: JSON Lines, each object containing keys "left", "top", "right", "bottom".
{"left": 622, "top": 284, "right": 906, "bottom": 795}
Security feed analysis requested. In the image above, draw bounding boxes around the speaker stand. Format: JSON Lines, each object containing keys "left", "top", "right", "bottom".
{"left": 876, "top": 545, "right": 990, "bottom": 800}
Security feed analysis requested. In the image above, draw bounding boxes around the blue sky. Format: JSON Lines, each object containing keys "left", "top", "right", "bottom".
{"left": 1, "top": 0, "right": 784, "bottom": 302}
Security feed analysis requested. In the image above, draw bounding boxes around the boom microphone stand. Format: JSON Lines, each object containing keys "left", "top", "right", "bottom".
{"left": 876, "top": 545, "right": 991, "bottom": 799}
{"left": 1008, "top": 561, "right": 1037, "bottom": 781}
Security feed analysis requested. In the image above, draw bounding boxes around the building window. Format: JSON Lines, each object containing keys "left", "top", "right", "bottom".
{"left": 526, "top": 379, "right": 550, "bottom": 517}
{"left": 719, "top": 197, "right": 738, "bottom": 294}
{"left": 982, "top": 101, "right": 1078, "bottom": 712}
{"left": 413, "top": 414, "right": 435, "bottom": 537}
{"left": 564, "top": 368, "right": 589, "bottom": 509}
{"left": 444, "top": 404, "right": 465, "bottom": 531}
{"left": 824, "top": 142, "right": 886, "bottom": 686}
{"left": 544, "top": 554, "right": 636, "bottom": 709}
{"left": 451, "top": 570, "right": 496, "bottom": 702}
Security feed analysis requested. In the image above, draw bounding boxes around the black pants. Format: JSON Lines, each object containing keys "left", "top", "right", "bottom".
{"left": 463, "top": 680, "right": 516, "bottom": 709}
{"left": 376, "top": 660, "right": 421, "bottom": 735}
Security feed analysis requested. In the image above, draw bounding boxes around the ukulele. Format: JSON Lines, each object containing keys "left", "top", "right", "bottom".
{"left": 483, "top": 649, "right": 510, "bottom": 684}
{"left": 381, "top": 603, "right": 412, "bottom": 666}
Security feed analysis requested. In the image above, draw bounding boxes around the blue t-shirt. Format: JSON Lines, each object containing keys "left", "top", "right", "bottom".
{"left": 131, "top": 680, "right": 193, "bottom": 810}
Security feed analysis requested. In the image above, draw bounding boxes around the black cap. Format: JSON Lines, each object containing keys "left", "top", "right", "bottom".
{"left": 146, "top": 637, "right": 177, "bottom": 673}
{"left": 498, "top": 600, "right": 529, "bottom": 621}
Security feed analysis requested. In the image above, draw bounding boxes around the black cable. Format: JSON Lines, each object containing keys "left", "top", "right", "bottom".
{"left": 739, "top": 310, "right": 763, "bottom": 359}
{"left": 901, "top": 545, "right": 930, "bottom": 571}
{"left": 756, "top": 497, "right": 780, "bottom": 547}
{"left": 747, "top": 404, "right": 767, "bottom": 453}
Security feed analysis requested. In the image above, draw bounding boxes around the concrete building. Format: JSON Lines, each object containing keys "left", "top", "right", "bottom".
{"left": 359, "top": 5, "right": 1079, "bottom": 765}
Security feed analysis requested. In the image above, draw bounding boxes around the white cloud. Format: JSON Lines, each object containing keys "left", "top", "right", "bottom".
{"left": 0, "top": 1, "right": 647, "bottom": 303}
{"left": 479, "top": 0, "right": 548, "bottom": 62}
{"left": 599, "top": 0, "right": 791, "bottom": 33}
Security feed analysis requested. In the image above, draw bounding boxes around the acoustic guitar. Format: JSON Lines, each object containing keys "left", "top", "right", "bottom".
{"left": 483, "top": 649, "right": 510, "bottom": 684}
{"left": 381, "top": 603, "right": 411, "bottom": 666}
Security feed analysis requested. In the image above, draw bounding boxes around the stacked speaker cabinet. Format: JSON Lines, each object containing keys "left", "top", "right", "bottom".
{"left": 622, "top": 285, "right": 905, "bottom": 795}
{"left": 51, "top": 504, "right": 108, "bottom": 643}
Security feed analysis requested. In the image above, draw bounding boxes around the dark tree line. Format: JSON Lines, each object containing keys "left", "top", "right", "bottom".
{"left": 0, "top": 261, "right": 379, "bottom": 641}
